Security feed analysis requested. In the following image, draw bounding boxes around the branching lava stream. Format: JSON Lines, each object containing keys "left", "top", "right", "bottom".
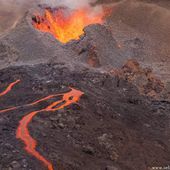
{"left": 0, "top": 80, "right": 84, "bottom": 170}
{"left": 16, "top": 88, "right": 84, "bottom": 170}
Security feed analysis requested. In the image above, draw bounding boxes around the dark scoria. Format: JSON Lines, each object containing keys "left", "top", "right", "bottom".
{"left": 0, "top": 63, "right": 169, "bottom": 170}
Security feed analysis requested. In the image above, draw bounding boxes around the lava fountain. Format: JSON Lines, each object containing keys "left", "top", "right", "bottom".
{"left": 32, "top": 6, "right": 111, "bottom": 43}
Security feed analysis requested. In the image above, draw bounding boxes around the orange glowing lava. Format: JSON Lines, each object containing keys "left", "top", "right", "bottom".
{"left": 0, "top": 80, "right": 84, "bottom": 170}
{"left": 16, "top": 88, "right": 84, "bottom": 170}
{"left": 0, "top": 94, "right": 61, "bottom": 114}
{"left": 32, "top": 7, "right": 109, "bottom": 43}
{"left": 0, "top": 79, "right": 20, "bottom": 97}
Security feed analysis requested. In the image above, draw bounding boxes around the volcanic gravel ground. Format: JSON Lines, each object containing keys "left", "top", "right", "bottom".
{"left": 0, "top": 63, "right": 170, "bottom": 170}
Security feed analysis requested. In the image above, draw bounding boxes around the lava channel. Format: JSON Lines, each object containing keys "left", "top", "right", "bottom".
{"left": 0, "top": 80, "right": 83, "bottom": 170}
{"left": 0, "top": 79, "right": 20, "bottom": 97}
{"left": 16, "top": 88, "right": 84, "bottom": 170}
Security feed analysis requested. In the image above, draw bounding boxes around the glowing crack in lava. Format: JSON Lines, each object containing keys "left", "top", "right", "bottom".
{"left": 32, "top": 7, "right": 109, "bottom": 43}
{"left": 0, "top": 79, "right": 20, "bottom": 97}
{"left": 0, "top": 80, "right": 84, "bottom": 170}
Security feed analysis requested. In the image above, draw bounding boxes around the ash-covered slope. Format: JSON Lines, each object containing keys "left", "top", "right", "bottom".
{"left": 96, "top": 0, "right": 170, "bottom": 86}
{"left": 0, "top": 14, "right": 70, "bottom": 68}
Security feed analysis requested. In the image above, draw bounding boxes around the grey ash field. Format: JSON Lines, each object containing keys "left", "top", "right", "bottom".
{"left": 0, "top": 0, "right": 170, "bottom": 170}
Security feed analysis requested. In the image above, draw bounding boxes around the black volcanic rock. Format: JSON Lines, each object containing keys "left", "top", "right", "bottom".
{"left": 0, "top": 63, "right": 169, "bottom": 170}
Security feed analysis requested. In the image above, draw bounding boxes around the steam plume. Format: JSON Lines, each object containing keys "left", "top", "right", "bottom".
{"left": 0, "top": 0, "right": 37, "bottom": 33}
{"left": 41, "top": 0, "right": 97, "bottom": 9}
{"left": 0, "top": 0, "right": 98, "bottom": 33}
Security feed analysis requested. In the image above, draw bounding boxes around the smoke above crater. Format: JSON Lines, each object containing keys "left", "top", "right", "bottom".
{"left": 0, "top": 0, "right": 98, "bottom": 13}
{"left": 0, "top": 0, "right": 98, "bottom": 33}
{"left": 42, "top": 0, "right": 97, "bottom": 9}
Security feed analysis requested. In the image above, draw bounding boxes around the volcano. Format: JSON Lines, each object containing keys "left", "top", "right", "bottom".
{"left": 0, "top": 1, "right": 170, "bottom": 170}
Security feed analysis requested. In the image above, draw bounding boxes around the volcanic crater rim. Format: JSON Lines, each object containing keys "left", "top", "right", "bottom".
{"left": 31, "top": 5, "right": 110, "bottom": 44}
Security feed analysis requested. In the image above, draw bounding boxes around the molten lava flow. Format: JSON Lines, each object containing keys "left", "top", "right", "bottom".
{"left": 0, "top": 80, "right": 20, "bottom": 114}
{"left": 0, "top": 106, "right": 18, "bottom": 114}
{"left": 32, "top": 7, "right": 108, "bottom": 43}
{"left": 0, "top": 94, "right": 61, "bottom": 113}
{"left": 16, "top": 88, "right": 84, "bottom": 170}
{"left": 0, "top": 79, "right": 84, "bottom": 170}
{"left": 0, "top": 79, "right": 20, "bottom": 97}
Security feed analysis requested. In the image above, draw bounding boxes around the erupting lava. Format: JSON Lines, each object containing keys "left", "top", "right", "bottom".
{"left": 32, "top": 7, "right": 109, "bottom": 43}
{"left": 0, "top": 80, "right": 84, "bottom": 170}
